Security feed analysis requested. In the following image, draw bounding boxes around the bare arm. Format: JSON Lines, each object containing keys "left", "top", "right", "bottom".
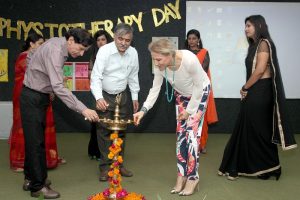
{"left": 243, "top": 41, "right": 270, "bottom": 90}
{"left": 202, "top": 52, "right": 210, "bottom": 73}
{"left": 241, "top": 40, "right": 270, "bottom": 99}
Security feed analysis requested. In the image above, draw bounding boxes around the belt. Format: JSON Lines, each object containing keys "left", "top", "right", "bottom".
{"left": 23, "top": 85, "right": 49, "bottom": 95}
{"left": 103, "top": 90, "right": 126, "bottom": 96}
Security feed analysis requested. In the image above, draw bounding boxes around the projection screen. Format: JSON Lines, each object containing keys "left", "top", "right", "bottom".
{"left": 186, "top": 1, "right": 300, "bottom": 98}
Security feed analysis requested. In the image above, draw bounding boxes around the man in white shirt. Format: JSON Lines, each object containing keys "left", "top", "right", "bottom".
{"left": 90, "top": 23, "right": 140, "bottom": 181}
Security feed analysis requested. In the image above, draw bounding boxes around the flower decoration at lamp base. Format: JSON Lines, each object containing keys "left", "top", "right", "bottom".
{"left": 88, "top": 94, "right": 145, "bottom": 200}
{"left": 88, "top": 191, "right": 145, "bottom": 200}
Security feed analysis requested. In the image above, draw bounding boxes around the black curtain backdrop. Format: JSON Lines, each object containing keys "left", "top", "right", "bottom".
{"left": 0, "top": 0, "right": 299, "bottom": 133}
{"left": 0, "top": 0, "right": 185, "bottom": 133}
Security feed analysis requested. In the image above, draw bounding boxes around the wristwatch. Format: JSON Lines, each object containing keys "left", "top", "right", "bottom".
{"left": 140, "top": 107, "right": 148, "bottom": 114}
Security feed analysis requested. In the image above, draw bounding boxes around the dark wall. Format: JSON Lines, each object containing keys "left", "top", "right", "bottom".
{"left": 1, "top": 0, "right": 299, "bottom": 133}
{"left": 0, "top": 0, "right": 186, "bottom": 99}
{"left": 0, "top": 0, "right": 185, "bottom": 132}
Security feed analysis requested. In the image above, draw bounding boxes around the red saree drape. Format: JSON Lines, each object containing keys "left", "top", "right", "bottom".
{"left": 9, "top": 51, "right": 59, "bottom": 170}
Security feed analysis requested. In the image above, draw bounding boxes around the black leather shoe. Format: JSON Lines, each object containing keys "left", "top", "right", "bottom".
{"left": 120, "top": 167, "right": 133, "bottom": 177}
{"left": 23, "top": 179, "right": 31, "bottom": 191}
{"left": 99, "top": 170, "right": 109, "bottom": 182}
{"left": 23, "top": 179, "right": 52, "bottom": 191}
{"left": 31, "top": 186, "right": 60, "bottom": 199}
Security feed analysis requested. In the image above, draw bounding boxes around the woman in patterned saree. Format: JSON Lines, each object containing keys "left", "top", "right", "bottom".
{"left": 133, "top": 38, "right": 210, "bottom": 196}
{"left": 218, "top": 15, "right": 297, "bottom": 181}
{"left": 9, "top": 33, "right": 62, "bottom": 176}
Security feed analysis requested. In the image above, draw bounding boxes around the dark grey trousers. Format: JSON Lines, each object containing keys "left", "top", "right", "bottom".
{"left": 96, "top": 90, "right": 131, "bottom": 171}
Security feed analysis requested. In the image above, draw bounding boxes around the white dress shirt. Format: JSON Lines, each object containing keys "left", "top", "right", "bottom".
{"left": 143, "top": 50, "right": 210, "bottom": 115}
{"left": 90, "top": 41, "right": 140, "bottom": 101}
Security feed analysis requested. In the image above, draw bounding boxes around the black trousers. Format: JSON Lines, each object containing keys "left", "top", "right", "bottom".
{"left": 20, "top": 86, "right": 50, "bottom": 192}
{"left": 88, "top": 122, "right": 100, "bottom": 158}
{"left": 96, "top": 90, "right": 131, "bottom": 171}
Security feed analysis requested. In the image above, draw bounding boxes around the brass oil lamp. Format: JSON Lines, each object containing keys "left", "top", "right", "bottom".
{"left": 98, "top": 94, "right": 132, "bottom": 200}
{"left": 98, "top": 93, "right": 133, "bottom": 131}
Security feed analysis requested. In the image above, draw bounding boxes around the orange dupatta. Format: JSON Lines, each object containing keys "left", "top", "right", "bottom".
{"left": 196, "top": 49, "right": 218, "bottom": 124}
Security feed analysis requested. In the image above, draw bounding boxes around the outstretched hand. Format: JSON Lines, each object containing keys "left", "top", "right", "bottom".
{"left": 133, "top": 111, "right": 145, "bottom": 126}
{"left": 82, "top": 108, "right": 99, "bottom": 122}
{"left": 96, "top": 98, "right": 109, "bottom": 112}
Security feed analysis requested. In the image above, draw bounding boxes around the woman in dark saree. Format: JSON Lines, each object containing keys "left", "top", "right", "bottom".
{"left": 218, "top": 15, "right": 297, "bottom": 181}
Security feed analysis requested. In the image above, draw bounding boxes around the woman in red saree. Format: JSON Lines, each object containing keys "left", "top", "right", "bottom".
{"left": 185, "top": 29, "right": 218, "bottom": 154}
{"left": 9, "top": 33, "right": 61, "bottom": 172}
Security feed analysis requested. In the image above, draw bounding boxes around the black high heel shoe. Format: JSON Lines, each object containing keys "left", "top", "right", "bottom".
{"left": 257, "top": 167, "right": 281, "bottom": 181}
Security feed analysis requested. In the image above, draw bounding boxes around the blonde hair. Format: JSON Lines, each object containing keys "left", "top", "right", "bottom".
{"left": 148, "top": 38, "right": 176, "bottom": 56}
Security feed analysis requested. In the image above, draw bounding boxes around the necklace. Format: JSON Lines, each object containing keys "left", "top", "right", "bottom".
{"left": 164, "top": 59, "right": 175, "bottom": 103}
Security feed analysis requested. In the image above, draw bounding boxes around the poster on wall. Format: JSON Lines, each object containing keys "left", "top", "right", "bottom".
{"left": 63, "top": 62, "right": 90, "bottom": 91}
{"left": 0, "top": 49, "right": 8, "bottom": 82}
{"left": 151, "top": 37, "right": 178, "bottom": 73}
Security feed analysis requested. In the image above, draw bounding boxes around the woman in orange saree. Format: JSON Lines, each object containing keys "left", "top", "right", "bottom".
{"left": 185, "top": 29, "right": 218, "bottom": 153}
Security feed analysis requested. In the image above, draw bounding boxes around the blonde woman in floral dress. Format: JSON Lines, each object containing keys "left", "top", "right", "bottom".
{"left": 134, "top": 38, "right": 210, "bottom": 196}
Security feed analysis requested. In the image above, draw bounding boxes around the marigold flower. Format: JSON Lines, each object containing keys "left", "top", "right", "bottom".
{"left": 108, "top": 171, "right": 114, "bottom": 177}
{"left": 116, "top": 186, "right": 123, "bottom": 192}
{"left": 109, "top": 146, "right": 120, "bottom": 154}
{"left": 114, "top": 168, "right": 120, "bottom": 174}
{"left": 117, "top": 156, "right": 123, "bottom": 163}
{"left": 115, "top": 138, "right": 123, "bottom": 146}
{"left": 88, "top": 192, "right": 106, "bottom": 200}
{"left": 124, "top": 192, "right": 145, "bottom": 200}
{"left": 110, "top": 133, "right": 118, "bottom": 140}
{"left": 114, "top": 147, "right": 121, "bottom": 154}
{"left": 117, "top": 176, "right": 122, "bottom": 182}
{"left": 108, "top": 152, "right": 114, "bottom": 159}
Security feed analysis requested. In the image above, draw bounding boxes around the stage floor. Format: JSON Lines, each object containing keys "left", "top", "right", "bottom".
{"left": 1, "top": 133, "right": 299, "bottom": 200}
